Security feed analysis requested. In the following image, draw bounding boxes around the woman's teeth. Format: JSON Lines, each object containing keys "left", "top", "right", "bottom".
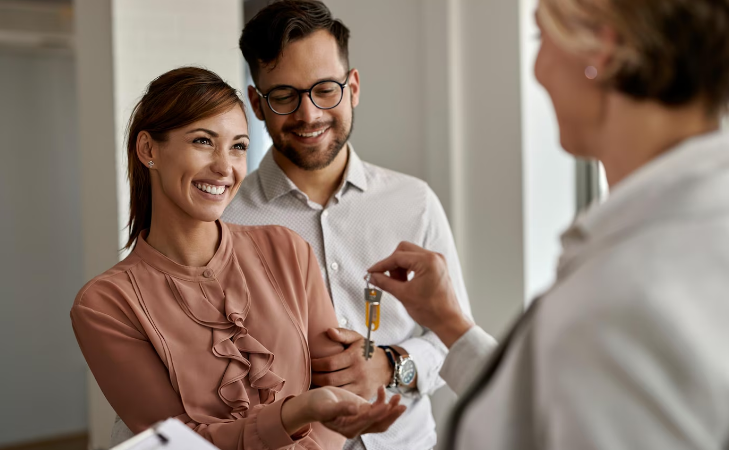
{"left": 295, "top": 129, "right": 326, "bottom": 138}
{"left": 194, "top": 183, "right": 226, "bottom": 195}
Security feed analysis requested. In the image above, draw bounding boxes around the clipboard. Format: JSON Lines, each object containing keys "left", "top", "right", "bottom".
{"left": 110, "top": 418, "right": 220, "bottom": 450}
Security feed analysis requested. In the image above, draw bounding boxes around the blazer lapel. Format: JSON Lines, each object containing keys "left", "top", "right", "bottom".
{"left": 444, "top": 295, "right": 544, "bottom": 449}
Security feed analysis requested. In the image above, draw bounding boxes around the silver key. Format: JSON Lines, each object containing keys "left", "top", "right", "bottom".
{"left": 363, "top": 275, "right": 382, "bottom": 360}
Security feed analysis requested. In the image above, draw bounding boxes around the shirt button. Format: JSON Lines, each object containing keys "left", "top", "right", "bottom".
{"left": 338, "top": 317, "right": 348, "bottom": 327}
{"left": 322, "top": 210, "right": 329, "bottom": 218}
{"left": 330, "top": 262, "right": 339, "bottom": 272}
{"left": 203, "top": 269, "right": 213, "bottom": 278}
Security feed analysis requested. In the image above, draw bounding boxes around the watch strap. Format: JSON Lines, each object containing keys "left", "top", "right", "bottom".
{"left": 379, "top": 345, "right": 399, "bottom": 388}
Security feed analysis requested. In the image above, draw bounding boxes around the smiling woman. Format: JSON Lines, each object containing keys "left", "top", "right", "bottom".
{"left": 70, "top": 66, "right": 405, "bottom": 450}
{"left": 123, "top": 67, "right": 248, "bottom": 250}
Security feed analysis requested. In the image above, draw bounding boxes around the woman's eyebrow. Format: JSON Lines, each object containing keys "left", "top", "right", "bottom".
{"left": 186, "top": 128, "right": 218, "bottom": 137}
{"left": 234, "top": 134, "right": 250, "bottom": 140}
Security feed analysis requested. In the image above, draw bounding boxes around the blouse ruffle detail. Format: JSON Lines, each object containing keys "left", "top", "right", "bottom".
{"left": 168, "top": 254, "right": 285, "bottom": 418}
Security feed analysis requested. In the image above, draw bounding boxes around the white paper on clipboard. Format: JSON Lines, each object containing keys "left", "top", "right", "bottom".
{"left": 110, "top": 418, "right": 220, "bottom": 450}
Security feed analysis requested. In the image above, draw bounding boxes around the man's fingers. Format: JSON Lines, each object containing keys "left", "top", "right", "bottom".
{"left": 326, "top": 327, "right": 364, "bottom": 346}
{"left": 368, "top": 272, "right": 406, "bottom": 298}
{"left": 312, "top": 349, "right": 353, "bottom": 372}
{"left": 395, "top": 241, "right": 427, "bottom": 253}
{"left": 390, "top": 267, "right": 409, "bottom": 282}
{"left": 367, "top": 250, "right": 422, "bottom": 274}
{"left": 311, "top": 369, "right": 354, "bottom": 387}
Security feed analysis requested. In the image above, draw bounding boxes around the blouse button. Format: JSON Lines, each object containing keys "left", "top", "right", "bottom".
{"left": 203, "top": 269, "right": 213, "bottom": 278}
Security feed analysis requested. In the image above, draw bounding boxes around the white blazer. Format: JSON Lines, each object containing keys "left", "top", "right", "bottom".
{"left": 442, "top": 130, "right": 729, "bottom": 450}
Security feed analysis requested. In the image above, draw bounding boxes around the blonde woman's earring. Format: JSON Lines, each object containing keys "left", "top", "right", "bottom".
{"left": 585, "top": 66, "right": 598, "bottom": 80}
{"left": 148, "top": 161, "right": 155, "bottom": 167}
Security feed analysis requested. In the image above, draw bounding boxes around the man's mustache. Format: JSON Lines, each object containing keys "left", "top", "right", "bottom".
{"left": 283, "top": 121, "right": 335, "bottom": 134}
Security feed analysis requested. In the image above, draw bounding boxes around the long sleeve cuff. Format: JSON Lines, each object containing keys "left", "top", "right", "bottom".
{"left": 439, "top": 326, "right": 498, "bottom": 396}
{"left": 399, "top": 333, "right": 448, "bottom": 396}
{"left": 255, "top": 396, "right": 312, "bottom": 449}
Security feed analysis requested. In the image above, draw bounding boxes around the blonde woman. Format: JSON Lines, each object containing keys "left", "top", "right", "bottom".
{"left": 366, "top": 0, "right": 729, "bottom": 449}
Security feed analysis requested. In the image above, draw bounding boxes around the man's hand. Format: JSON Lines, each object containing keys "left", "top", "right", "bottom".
{"left": 311, "top": 328, "right": 393, "bottom": 400}
{"left": 367, "top": 241, "right": 474, "bottom": 348}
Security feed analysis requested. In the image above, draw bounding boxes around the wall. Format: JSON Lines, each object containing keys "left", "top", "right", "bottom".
{"left": 0, "top": 49, "right": 86, "bottom": 446}
{"left": 111, "top": 0, "right": 245, "bottom": 253}
{"left": 520, "top": 0, "right": 577, "bottom": 302}
{"left": 325, "top": 0, "right": 428, "bottom": 184}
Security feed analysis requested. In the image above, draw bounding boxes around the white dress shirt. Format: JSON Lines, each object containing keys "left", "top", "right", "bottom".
{"left": 222, "top": 144, "right": 476, "bottom": 450}
{"left": 442, "top": 130, "right": 729, "bottom": 449}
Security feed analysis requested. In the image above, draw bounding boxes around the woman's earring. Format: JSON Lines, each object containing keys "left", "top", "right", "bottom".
{"left": 585, "top": 66, "right": 598, "bottom": 80}
{"left": 148, "top": 161, "right": 155, "bottom": 167}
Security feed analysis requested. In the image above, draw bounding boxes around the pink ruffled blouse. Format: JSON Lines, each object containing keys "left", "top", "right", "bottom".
{"left": 71, "top": 222, "right": 346, "bottom": 450}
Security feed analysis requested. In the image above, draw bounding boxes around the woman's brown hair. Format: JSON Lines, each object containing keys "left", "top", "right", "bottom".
{"left": 124, "top": 67, "right": 245, "bottom": 250}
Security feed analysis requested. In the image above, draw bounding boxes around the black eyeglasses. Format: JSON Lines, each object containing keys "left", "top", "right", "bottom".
{"left": 255, "top": 70, "right": 352, "bottom": 115}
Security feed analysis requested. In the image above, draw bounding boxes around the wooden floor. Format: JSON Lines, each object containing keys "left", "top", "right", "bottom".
{"left": 0, "top": 434, "right": 88, "bottom": 450}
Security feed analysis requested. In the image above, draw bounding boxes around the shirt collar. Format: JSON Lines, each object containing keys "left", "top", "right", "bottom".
{"left": 259, "top": 142, "right": 368, "bottom": 203}
{"left": 342, "top": 143, "right": 369, "bottom": 192}
{"left": 573, "top": 129, "right": 729, "bottom": 240}
{"left": 556, "top": 129, "right": 729, "bottom": 277}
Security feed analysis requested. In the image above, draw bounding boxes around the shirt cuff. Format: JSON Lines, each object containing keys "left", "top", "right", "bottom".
{"left": 439, "top": 326, "right": 498, "bottom": 396}
{"left": 256, "top": 396, "right": 312, "bottom": 449}
{"left": 398, "top": 335, "right": 447, "bottom": 396}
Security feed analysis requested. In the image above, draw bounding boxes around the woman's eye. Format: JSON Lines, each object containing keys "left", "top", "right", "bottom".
{"left": 232, "top": 143, "right": 248, "bottom": 151}
{"left": 193, "top": 137, "right": 212, "bottom": 145}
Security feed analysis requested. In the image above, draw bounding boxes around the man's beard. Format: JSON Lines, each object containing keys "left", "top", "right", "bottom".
{"left": 270, "top": 108, "right": 354, "bottom": 171}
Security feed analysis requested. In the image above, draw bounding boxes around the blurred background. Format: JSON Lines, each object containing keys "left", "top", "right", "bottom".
{"left": 0, "top": 0, "right": 604, "bottom": 449}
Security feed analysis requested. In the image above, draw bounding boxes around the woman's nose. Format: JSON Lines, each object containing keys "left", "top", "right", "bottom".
{"left": 210, "top": 152, "right": 233, "bottom": 177}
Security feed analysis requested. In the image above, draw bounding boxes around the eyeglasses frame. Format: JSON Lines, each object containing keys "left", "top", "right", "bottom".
{"left": 254, "top": 69, "right": 353, "bottom": 116}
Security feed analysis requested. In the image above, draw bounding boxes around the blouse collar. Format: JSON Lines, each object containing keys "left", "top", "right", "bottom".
{"left": 133, "top": 221, "right": 234, "bottom": 281}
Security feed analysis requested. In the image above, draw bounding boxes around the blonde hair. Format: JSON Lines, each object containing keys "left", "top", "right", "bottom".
{"left": 537, "top": 0, "right": 729, "bottom": 112}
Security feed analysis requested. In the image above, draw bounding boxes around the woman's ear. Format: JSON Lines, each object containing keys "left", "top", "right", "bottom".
{"left": 136, "top": 131, "right": 156, "bottom": 168}
{"left": 592, "top": 26, "right": 618, "bottom": 76}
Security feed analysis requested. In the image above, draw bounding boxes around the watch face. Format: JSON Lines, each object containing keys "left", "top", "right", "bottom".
{"left": 399, "top": 359, "right": 416, "bottom": 385}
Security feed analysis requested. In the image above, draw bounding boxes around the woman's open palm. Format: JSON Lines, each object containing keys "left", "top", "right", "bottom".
{"left": 310, "top": 386, "right": 406, "bottom": 438}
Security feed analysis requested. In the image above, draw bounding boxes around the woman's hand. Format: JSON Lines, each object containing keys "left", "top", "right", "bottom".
{"left": 315, "top": 386, "right": 406, "bottom": 438}
{"left": 368, "top": 241, "right": 474, "bottom": 348}
{"left": 281, "top": 386, "right": 406, "bottom": 439}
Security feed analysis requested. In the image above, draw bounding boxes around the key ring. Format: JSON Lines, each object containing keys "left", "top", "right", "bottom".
{"left": 365, "top": 273, "right": 375, "bottom": 291}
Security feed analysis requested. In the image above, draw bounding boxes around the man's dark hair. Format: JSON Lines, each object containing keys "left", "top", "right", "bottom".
{"left": 240, "top": 0, "right": 350, "bottom": 84}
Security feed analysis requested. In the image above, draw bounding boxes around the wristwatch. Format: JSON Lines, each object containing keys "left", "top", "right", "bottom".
{"left": 380, "top": 345, "right": 417, "bottom": 390}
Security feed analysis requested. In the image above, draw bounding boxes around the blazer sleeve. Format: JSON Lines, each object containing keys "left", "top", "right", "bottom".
{"left": 71, "top": 294, "right": 310, "bottom": 450}
{"left": 439, "top": 325, "right": 498, "bottom": 396}
{"left": 539, "top": 301, "right": 717, "bottom": 450}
